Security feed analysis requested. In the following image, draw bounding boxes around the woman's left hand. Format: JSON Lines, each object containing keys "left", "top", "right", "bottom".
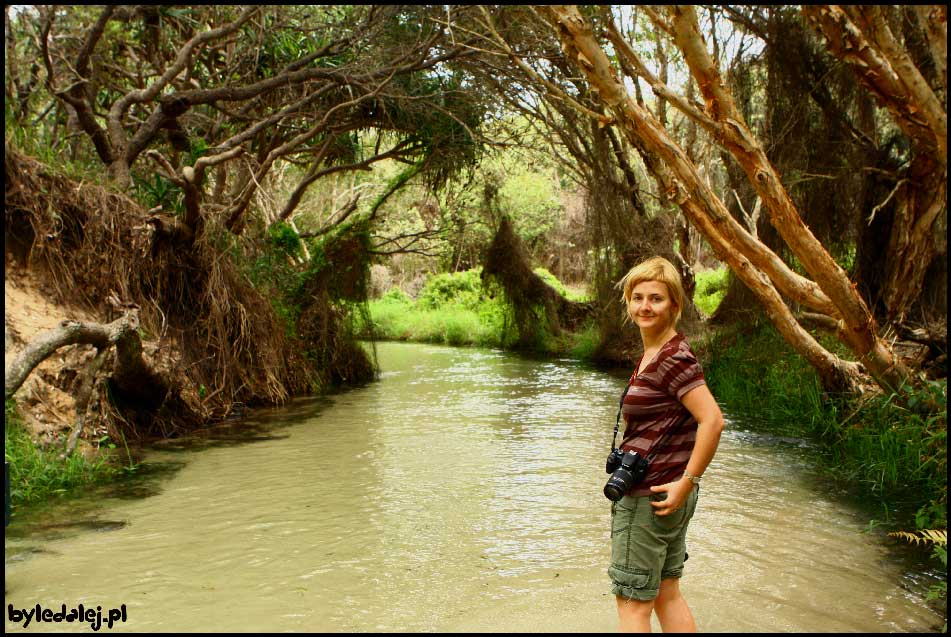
{"left": 649, "top": 477, "right": 693, "bottom": 516}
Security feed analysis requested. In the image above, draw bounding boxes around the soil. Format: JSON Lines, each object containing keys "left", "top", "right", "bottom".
{"left": 5, "top": 267, "right": 105, "bottom": 452}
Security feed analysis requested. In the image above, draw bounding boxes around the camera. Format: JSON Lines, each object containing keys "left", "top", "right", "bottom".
{"left": 603, "top": 449, "right": 649, "bottom": 501}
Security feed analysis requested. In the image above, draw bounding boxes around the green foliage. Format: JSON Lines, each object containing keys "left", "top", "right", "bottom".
{"left": 824, "top": 382, "right": 947, "bottom": 524}
{"left": 4, "top": 400, "right": 121, "bottom": 510}
{"left": 360, "top": 269, "right": 511, "bottom": 348}
{"left": 534, "top": 267, "right": 590, "bottom": 302}
{"left": 268, "top": 221, "right": 303, "bottom": 258}
{"left": 132, "top": 173, "right": 184, "bottom": 214}
{"left": 360, "top": 268, "right": 595, "bottom": 355}
{"left": 243, "top": 225, "right": 306, "bottom": 338}
{"left": 701, "top": 322, "right": 827, "bottom": 431}
{"left": 4, "top": 101, "right": 105, "bottom": 184}
{"left": 694, "top": 267, "right": 729, "bottom": 316}
{"left": 499, "top": 169, "right": 562, "bottom": 246}
{"left": 569, "top": 320, "right": 601, "bottom": 360}
{"left": 417, "top": 269, "right": 487, "bottom": 311}
{"left": 356, "top": 289, "right": 507, "bottom": 349}
{"left": 700, "top": 322, "right": 947, "bottom": 533}
{"left": 534, "top": 267, "right": 569, "bottom": 297}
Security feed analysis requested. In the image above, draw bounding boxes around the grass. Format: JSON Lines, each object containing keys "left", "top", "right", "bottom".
{"left": 359, "top": 269, "right": 545, "bottom": 350}
{"left": 4, "top": 399, "right": 127, "bottom": 512}
{"left": 361, "top": 291, "right": 506, "bottom": 348}
{"left": 698, "top": 321, "right": 947, "bottom": 529}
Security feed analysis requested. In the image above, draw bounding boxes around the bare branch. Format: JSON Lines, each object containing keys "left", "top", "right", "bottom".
{"left": 109, "top": 7, "right": 260, "bottom": 158}
{"left": 40, "top": 8, "right": 115, "bottom": 163}
{"left": 5, "top": 311, "right": 140, "bottom": 400}
{"left": 477, "top": 6, "right": 612, "bottom": 126}
{"left": 605, "top": 18, "right": 718, "bottom": 134}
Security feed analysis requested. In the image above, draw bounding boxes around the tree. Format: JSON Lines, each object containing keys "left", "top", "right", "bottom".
{"left": 802, "top": 6, "right": 947, "bottom": 327}
{"left": 452, "top": 6, "right": 701, "bottom": 362}
{"left": 4, "top": 6, "right": 494, "bottom": 436}
{"left": 28, "top": 5, "right": 487, "bottom": 244}
{"left": 538, "top": 5, "right": 946, "bottom": 398}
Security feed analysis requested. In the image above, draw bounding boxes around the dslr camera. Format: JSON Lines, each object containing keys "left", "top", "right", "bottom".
{"left": 604, "top": 448, "right": 649, "bottom": 501}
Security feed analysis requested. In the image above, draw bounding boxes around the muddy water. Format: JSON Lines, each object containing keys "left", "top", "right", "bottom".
{"left": 4, "top": 342, "right": 943, "bottom": 632}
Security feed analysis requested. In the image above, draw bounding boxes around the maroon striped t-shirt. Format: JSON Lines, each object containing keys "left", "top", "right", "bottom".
{"left": 620, "top": 332, "right": 706, "bottom": 496}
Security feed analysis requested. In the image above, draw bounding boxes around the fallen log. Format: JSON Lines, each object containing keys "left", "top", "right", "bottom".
{"left": 4, "top": 310, "right": 142, "bottom": 401}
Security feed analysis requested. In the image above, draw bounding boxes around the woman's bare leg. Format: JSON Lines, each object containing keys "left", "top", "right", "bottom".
{"left": 616, "top": 595, "right": 654, "bottom": 632}
{"left": 654, "top": 578, "right": 696, "bottom": 633}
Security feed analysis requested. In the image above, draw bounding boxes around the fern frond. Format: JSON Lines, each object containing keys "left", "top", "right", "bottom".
{"left": 889, "top": 529, "right": 947, "bottom": 546}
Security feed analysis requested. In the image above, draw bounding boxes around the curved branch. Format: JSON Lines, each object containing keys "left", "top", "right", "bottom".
{"left": 5, "top": 311, "right": 140, "bottom": 400}
{"left": 40, "top": 8, "right": 115, "bottom": 164}
{"left": 108, "top": 6, "right": 260, "bottom": 159}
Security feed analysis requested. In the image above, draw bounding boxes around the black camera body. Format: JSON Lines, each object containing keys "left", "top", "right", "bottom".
{"left": 604, "top": 448, "right": 649, "bottom": 501}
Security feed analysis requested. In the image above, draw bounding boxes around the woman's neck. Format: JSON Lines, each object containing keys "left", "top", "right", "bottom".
{"left": 640, "top": 325, "right": 677, "bottom": 351}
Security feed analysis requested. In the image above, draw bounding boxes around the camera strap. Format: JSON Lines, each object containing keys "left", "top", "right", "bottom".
{"left": 612, "top": 384, "right": 690, "bottom": 462}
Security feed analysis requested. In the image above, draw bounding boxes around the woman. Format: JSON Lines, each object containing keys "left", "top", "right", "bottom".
{"left": 609, "top": 256, "right": 724, "bottom": 633}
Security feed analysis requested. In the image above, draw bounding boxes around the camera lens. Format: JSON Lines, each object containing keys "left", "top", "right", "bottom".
{"left": 603, "top": 471, "right": 630, "bottom": 501}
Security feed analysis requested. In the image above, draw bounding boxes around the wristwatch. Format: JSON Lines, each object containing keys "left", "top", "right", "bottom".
{"left": 683, "top": 470, "right": 702, "bottom": 485}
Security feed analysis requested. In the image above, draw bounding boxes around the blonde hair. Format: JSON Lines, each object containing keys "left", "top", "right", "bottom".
{"left": 617, "top": 256, "right": 685, "bottom": 325}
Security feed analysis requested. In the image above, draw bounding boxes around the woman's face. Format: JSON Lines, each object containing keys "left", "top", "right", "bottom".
{"left": 628, "top": 280, "right": 677, "bottom": 332}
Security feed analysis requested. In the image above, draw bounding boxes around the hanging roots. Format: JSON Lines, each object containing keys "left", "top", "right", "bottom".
{"left": 5, "top": 147, "right": 321, "bottom": 440}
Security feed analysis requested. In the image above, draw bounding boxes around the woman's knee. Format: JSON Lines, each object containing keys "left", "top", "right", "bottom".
{"left": 616, "top": 595, "right": 655, "bottom": 617}
{"left": 656, "top": 577, "right": 682, "bottom": 605}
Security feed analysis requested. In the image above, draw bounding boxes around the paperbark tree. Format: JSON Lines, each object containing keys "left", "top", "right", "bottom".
{"left": 539, "top": 5, "right": 934, "bottom": 397}
{"left": 802, "top": 6, "right": 947, "bottom": 326}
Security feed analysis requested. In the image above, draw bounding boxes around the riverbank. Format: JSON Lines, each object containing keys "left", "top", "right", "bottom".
{"left": 695, "top": 321, "right": 947, "bottom": 627}
{"left": 695, "top": 321, "right": 947, "bottom": 530}
{"left": 6, "top": 267, "right": 945, "bottom": 626}
{"left": 4, "top": 274, "right": 136, "bottom": 509}
{"left": 5, "top": 341, "right": 943, "bottom": 632}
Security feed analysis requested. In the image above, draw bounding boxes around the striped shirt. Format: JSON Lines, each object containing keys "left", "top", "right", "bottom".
{"left": 620, "top": 332, "right": 706, "bottom": 496}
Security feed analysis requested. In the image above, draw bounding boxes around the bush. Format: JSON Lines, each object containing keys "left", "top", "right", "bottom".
{"left": 694, "top": 267, "right": 729, "bottom": 316}
{"left": 417, "top": 269, "right": 486, "bottom": 310}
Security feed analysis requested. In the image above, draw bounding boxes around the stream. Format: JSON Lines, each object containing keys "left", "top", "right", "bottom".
{"left": 4, "top": 341, "right": 943, "bottom": 632}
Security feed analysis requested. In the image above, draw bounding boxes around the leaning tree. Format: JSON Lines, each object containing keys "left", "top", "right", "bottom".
{"left": 534, "top": 5, "right": 945, "bottom": 398}
{"left": 4, "top": 5, "right": 492, "bottom": 437}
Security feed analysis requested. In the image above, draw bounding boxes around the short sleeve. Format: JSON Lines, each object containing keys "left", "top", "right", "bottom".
{"left": 656, "top": 346, "right": 705, "bottom": 401}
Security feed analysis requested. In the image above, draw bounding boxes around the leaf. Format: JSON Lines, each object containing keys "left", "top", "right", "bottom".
{"left": 889, "top": 529, "right": 947, "bottom": 546}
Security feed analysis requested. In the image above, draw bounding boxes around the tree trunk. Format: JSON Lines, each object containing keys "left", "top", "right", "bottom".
{"left": 881, "top": 156, "right": 947, "bottom": 323}
{"left": 542, "top": 5, "right": 907, "bottom": 396}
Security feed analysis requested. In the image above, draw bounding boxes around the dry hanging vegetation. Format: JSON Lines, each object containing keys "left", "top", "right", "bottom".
{"left": 5, "top": 147, "right": 319, "bottom": 443}
{"left": 4, "top": 5, "right": 491, "bottom": 449}
{"left": 482, "top": 216, "right": 593, "bottom": 349}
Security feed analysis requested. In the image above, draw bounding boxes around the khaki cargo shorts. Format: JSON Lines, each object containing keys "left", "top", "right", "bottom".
{"left": 608, "top": 484, "right": 699, "bottom": 601}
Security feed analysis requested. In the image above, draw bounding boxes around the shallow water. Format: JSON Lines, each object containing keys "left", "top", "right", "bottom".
{"left": 4, "top": 342, "right": 943, "bottom": 632}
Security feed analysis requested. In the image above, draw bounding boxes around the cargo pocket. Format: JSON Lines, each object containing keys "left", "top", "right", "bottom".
{"left": 609, "top": 501, "right": 636, "bottom": 569}
{"left": 609, "top": 565, "right": 653, "bottom": 601}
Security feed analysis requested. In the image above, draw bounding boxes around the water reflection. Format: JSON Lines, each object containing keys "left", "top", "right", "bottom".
{"left": 3, "top": 341, "right": 942, "bottom": 633}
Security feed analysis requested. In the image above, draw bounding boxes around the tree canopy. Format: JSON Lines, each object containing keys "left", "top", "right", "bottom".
{"left": 5, "top": 5, "right": 947, "bottom": 403}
